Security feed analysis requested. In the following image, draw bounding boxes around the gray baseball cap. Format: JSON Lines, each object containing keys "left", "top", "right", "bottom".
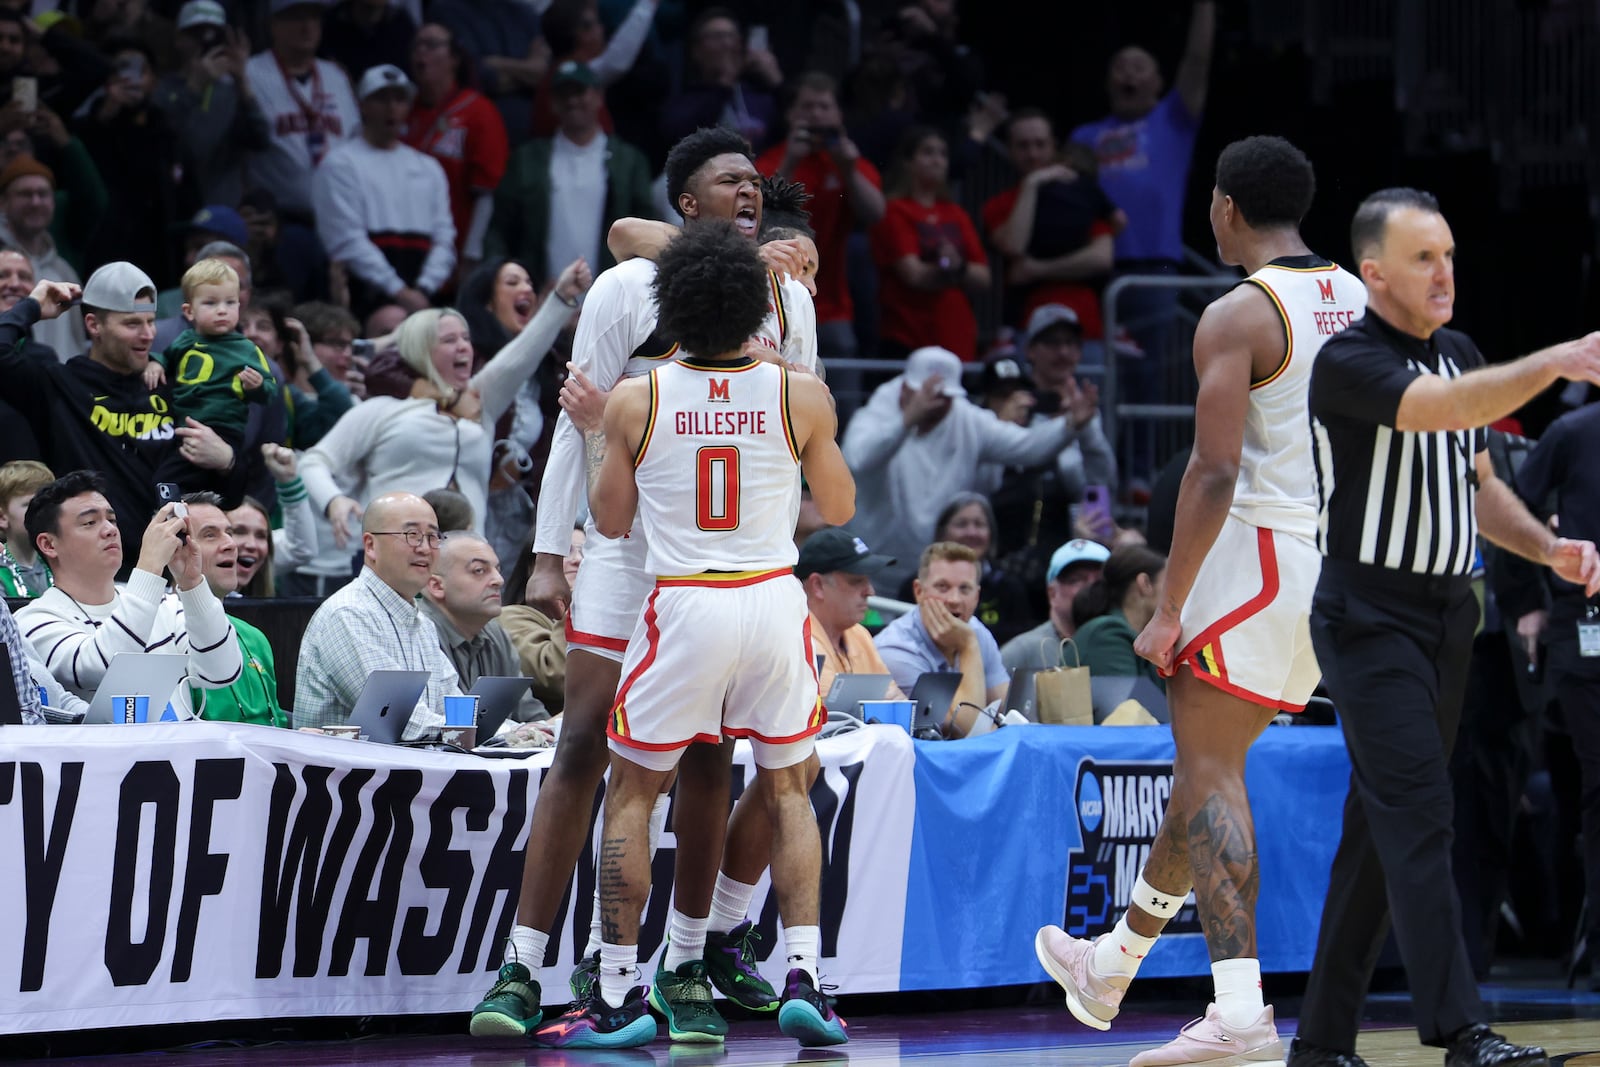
{"left": 82, "top": 262, "right": 157, "bottom": 314}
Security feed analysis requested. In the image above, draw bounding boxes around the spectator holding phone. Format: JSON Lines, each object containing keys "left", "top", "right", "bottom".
{"left": 77, "top": 40, "right": 194, "bottom": 282}
{"left": 153, "top": 1, "right": 270, "bottom": 208}
{"left": 757, "top": 72, "right": 885, "bottom": 357}
{"left": 242, "top": 295, "right": 354, "bottom": 449}
{"left": 985, "top": 305, "right": 1117, "bottom": 604}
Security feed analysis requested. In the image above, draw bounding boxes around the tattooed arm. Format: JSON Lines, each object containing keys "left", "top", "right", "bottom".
{"left": 588, "top": 375, "right": 652, "bottom": 539}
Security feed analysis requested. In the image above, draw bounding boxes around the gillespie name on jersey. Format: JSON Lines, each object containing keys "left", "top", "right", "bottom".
{"left": 674, "top": 410, "right": 769, "bottom": 436}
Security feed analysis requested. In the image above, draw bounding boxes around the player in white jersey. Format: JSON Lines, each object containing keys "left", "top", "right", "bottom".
{"left": 536, "top": 220, "right": 853, "bottom": 1049}
{"left": 469, "top": 128, "right": 819, "bottom": 1041}
{"left": 1035, "top": 137, "right": 1365, "bottom": 1066}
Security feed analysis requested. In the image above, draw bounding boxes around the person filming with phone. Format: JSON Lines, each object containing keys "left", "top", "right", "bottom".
{"left": 757, "top": 72, "right": 885, "bottom": 358}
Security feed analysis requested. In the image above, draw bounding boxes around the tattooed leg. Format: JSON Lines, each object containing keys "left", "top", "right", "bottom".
{"left": 1162, "top": 667, "right": 1279, "bottom": 962}
{"left": 1126, "top": 797, "right": 1194, "bottom": 937}
{"left": 599, "top": 755, "right": 673, "bottom": 948}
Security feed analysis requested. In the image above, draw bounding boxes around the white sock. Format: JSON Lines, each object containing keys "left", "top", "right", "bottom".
{"left": 584, "top": 794, "right": 671, "bottom": 958}
{"left": 1212, "top": 957, "right": 1264, "bottom": 1028}
{"left": 599, "top": 941, "right": 637, "bottom": 1008}
{"left": 784, "top": 924, "right": 821, "bottom": 986}
{"left": 708, "top": 873, "right": 760, "bottom": 934}
{"left": 663, "top": 907, "right": 709, "bottom": 970}
{"left": 1093, "top": 915, "right": 1158, "bottom": 978}
{"left": 505, "top": 924, "right": 549, "bottom": 976}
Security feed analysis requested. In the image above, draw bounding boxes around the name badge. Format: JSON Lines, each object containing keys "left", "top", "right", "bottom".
{"left": 1579, "top": 620, "right": 1600, "bottom": 658}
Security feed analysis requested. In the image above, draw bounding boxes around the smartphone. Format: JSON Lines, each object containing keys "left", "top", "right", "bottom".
{"left": 747, "top": 24, "right": 769, "bottom": 52}
{"left": 156, "top": 482, "right": 189, "bottom": 540}
{"left": 11, "top": 76, "right": 35, "bottom": 113}
{"left": 116, "top": 54, "right": 145, "bottom": 84}
{"left": 1081, "top": 484, "right": 1113, "bottom": 537}
{"left": 350, "top": 338, "right": 375, "bottom": 359}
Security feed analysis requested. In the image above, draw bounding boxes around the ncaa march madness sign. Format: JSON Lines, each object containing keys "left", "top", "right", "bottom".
{"left": 1064, "top": 757, "right": 1201, "bottom": 936}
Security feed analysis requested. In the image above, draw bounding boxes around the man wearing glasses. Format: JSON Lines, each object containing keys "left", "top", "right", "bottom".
{"left": 295, "top": 491, "right": 461, "bottom": 737}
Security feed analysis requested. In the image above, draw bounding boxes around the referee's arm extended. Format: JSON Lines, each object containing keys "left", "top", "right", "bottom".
{"left": 1393, "top": 332, "right": 1600, "bottom": 432}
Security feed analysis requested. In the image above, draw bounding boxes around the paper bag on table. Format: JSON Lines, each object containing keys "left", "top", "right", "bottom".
{"left": 1036, "top": 638, "right": 1093, "bottom": 726}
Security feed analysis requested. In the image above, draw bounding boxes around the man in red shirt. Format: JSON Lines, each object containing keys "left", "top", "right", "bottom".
{"left": 981, "top": 108, "right": 1121, "bottom": 337}
{"left": 756, "top": 72, "right": 884, "bottom": 357}
{"left": 404, "top": 22, "right": 510, "bottom": 274}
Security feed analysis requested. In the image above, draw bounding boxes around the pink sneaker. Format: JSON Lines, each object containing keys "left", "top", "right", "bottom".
{"left": 1129, "top": 1004, "right": 1285, "bottom": 1067}
{"left": 1033, "top": 926, "right": 1130, "bottom": 1031}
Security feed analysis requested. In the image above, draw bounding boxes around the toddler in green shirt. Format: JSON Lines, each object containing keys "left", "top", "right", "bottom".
{"left": 147, "top": 258, "right": 277, "bottom": 489}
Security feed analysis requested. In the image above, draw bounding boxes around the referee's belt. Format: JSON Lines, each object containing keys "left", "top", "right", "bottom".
{"left": 1322, "top": 559, "right": 1473, "bottom": 599}
{"left": 655, "top": 567, "right": 794, "bottom": 588}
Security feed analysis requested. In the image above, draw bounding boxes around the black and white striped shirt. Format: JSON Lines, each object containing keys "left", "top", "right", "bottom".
{"left": 1309, "top": 311, "right": 1487, "bottom": 577}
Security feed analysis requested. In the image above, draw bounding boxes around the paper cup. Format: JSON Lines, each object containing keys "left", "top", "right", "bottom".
{"left": 114, "top": 695, "right": 150, "bottom": 724}
{"left": 441, "top": 725, "right": 478, "bottom": 750}
{"left": 859, "top": 699, "right": 915, "bottom": 733}
{"left": 444, "top": 694, "right": 480, "bottom": 727}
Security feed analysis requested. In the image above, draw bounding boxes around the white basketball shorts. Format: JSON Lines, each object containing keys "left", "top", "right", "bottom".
{"left": 607, "top": 568, "right": 823, "bottom": 771}
{"left": 1175, "top": 514, "right": 1323, "bottom": 712}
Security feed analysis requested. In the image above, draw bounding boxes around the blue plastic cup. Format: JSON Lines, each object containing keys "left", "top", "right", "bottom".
{"left": 115, "top": 695, "right": 151, "bottom": 724}
{"left": 444, "top": 694, "right": 480, "bottom": 727}
{"left": 859, "top": 699, "right": 915, "bottom": 733}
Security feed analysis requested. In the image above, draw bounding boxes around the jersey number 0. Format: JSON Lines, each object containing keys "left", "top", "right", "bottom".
{"left": 695, "top": 445, "right": 741, "bottom": 531}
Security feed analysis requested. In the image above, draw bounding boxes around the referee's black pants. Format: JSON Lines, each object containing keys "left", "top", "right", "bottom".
{"left": 1298, "top": 561, "right": 1484, "bottom": 1051}
{"left": 1548, "top": 625, "right": 1600, "bottom": 948}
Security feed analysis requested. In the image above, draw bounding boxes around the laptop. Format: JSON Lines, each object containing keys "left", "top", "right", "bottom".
{"left": 908, "top": 671, "right": 964, "bottom": 737}
{"left": 0, "top": 644, "right": 24, "bottom": 725}
{"left": 1090, "top": 675, "right": 1171, "bottom": 724}
{"left": 346, "top": 670, "right": 430, "bottom": 743}
{"left": 468, "top": 675, "right": 534, "bottom": 739}
{"left": 822, "top": 673, "right": 891, "bottom": 716}
{"left": 1007, "top": 666, "right": 1040, "bottom": 721}
{"left": 84, "top": 654, "right": 192, "bottom": 724}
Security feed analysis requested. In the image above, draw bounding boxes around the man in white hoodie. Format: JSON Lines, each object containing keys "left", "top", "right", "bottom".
{"left": 841, "top": 345, "right": 1101, "bottom": 590}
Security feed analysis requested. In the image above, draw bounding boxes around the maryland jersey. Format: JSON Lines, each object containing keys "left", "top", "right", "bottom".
{"left": 632, "top": 356, "right": 801, "bottom": 576}
{"left": 1232, "top": 256, "right": 1367, "bottom": 539}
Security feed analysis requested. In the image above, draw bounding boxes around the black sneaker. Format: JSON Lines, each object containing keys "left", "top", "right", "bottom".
{"left": 777, "top": 968, "right": 848, "bottom": 1047}
{"left": 1286, "top": 1038, "right": 1370, "bottom": 1067}
{"left": 1445, "top": 1025, "right": 1548, "bottom": 1067}
{"left": 703, "top": 920, "right": 779, "bottom": 1011}
{"left": 535, "top": 985, "right": 658, "bottom": 1048}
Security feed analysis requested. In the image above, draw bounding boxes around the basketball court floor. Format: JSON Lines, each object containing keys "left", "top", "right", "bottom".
{"left": 11, "top": 980, "right": 1600, "bottom": 1067}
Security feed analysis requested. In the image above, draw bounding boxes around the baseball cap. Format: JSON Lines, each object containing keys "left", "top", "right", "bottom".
{"left": 1046, "top": 538, "right": 1110, "bottom": 583}
{"left": 0, "top": 156, "right": 53, "bottom": 194}
{"left": 83, "top": 262, "right": 158, "bottom": 314}
{"left": 796, "top": 527, "right": 896, "bottom": 580}
{"left": 980, "top": 355, "right": 1035, "bottom": 397}
{"left": 176, "top": 0, "right": 226, "bottom": 30}
{"left": 183, "top": 204, "right": 248, "bottom": 247}
{"left": 552, "top": 60, "right": 599, "bottom": 91}
{"left": 1024, "top": 304, "right": 1083, "bottom": 345}
{"left": 357, "top": 64, "right": 415, "bottom": 100}
{"left": 902, "top": 346, "right": 967, "bottom": 398}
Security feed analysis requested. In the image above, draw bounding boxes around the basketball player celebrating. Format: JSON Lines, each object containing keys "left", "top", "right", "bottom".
{"left": 469, "top": 127, "right": 819, "bottom": 1041}
{"left": 534, "top": 219, "right": 853, "bottom": 1049}
{"left": 1034, "top": 137, "right": 1365, "bottom": 1065}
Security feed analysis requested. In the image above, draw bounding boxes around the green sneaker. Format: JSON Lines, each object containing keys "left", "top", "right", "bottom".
{"left": 569, "top": 950, "right": 600, "bottom": 1001}
{"left": 648, "top": 957, "right": 728, "bottom": 1043}
{"left": 703, "top": 920, "right": 779, "bottom": 1012}
{"left": 470, "top": 961, "right": 542, "bottom": 1037}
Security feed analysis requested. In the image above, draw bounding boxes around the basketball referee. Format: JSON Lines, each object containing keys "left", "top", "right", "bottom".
{"left": 1288, "top": 188, "right": 1600, "bottom": 1067}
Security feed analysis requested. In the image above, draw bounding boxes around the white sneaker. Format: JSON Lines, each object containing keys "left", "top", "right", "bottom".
{"left": 1129, "top": 1004, "right": 1285, "bottom": 1067}
{"left": 1033, "top": 926, "right": 1130, "bottom": 1031}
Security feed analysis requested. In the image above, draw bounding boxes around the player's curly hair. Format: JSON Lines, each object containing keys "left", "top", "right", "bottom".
{"left": 653, "top": 220, "right": 771, "bottom": 358}
{"left": 665, "top": 127, "right": 755, "bottom": 219}
{"left": 759, "top": 174, "right": 814, "bottom": 238}
{"left": 1214, "top": 135, "right": 1315, "bottom": 229}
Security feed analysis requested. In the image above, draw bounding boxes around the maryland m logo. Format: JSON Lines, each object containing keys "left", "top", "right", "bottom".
{"left": 707, "top": 378, "right": 731, "bottom": 403}
{"left": 1316, "top": 278, "right": 1336, "bottom": 303}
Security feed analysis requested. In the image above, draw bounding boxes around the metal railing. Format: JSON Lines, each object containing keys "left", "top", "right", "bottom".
{"left": 1099, "top": 273, "right": 1238, "bottom": 475}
